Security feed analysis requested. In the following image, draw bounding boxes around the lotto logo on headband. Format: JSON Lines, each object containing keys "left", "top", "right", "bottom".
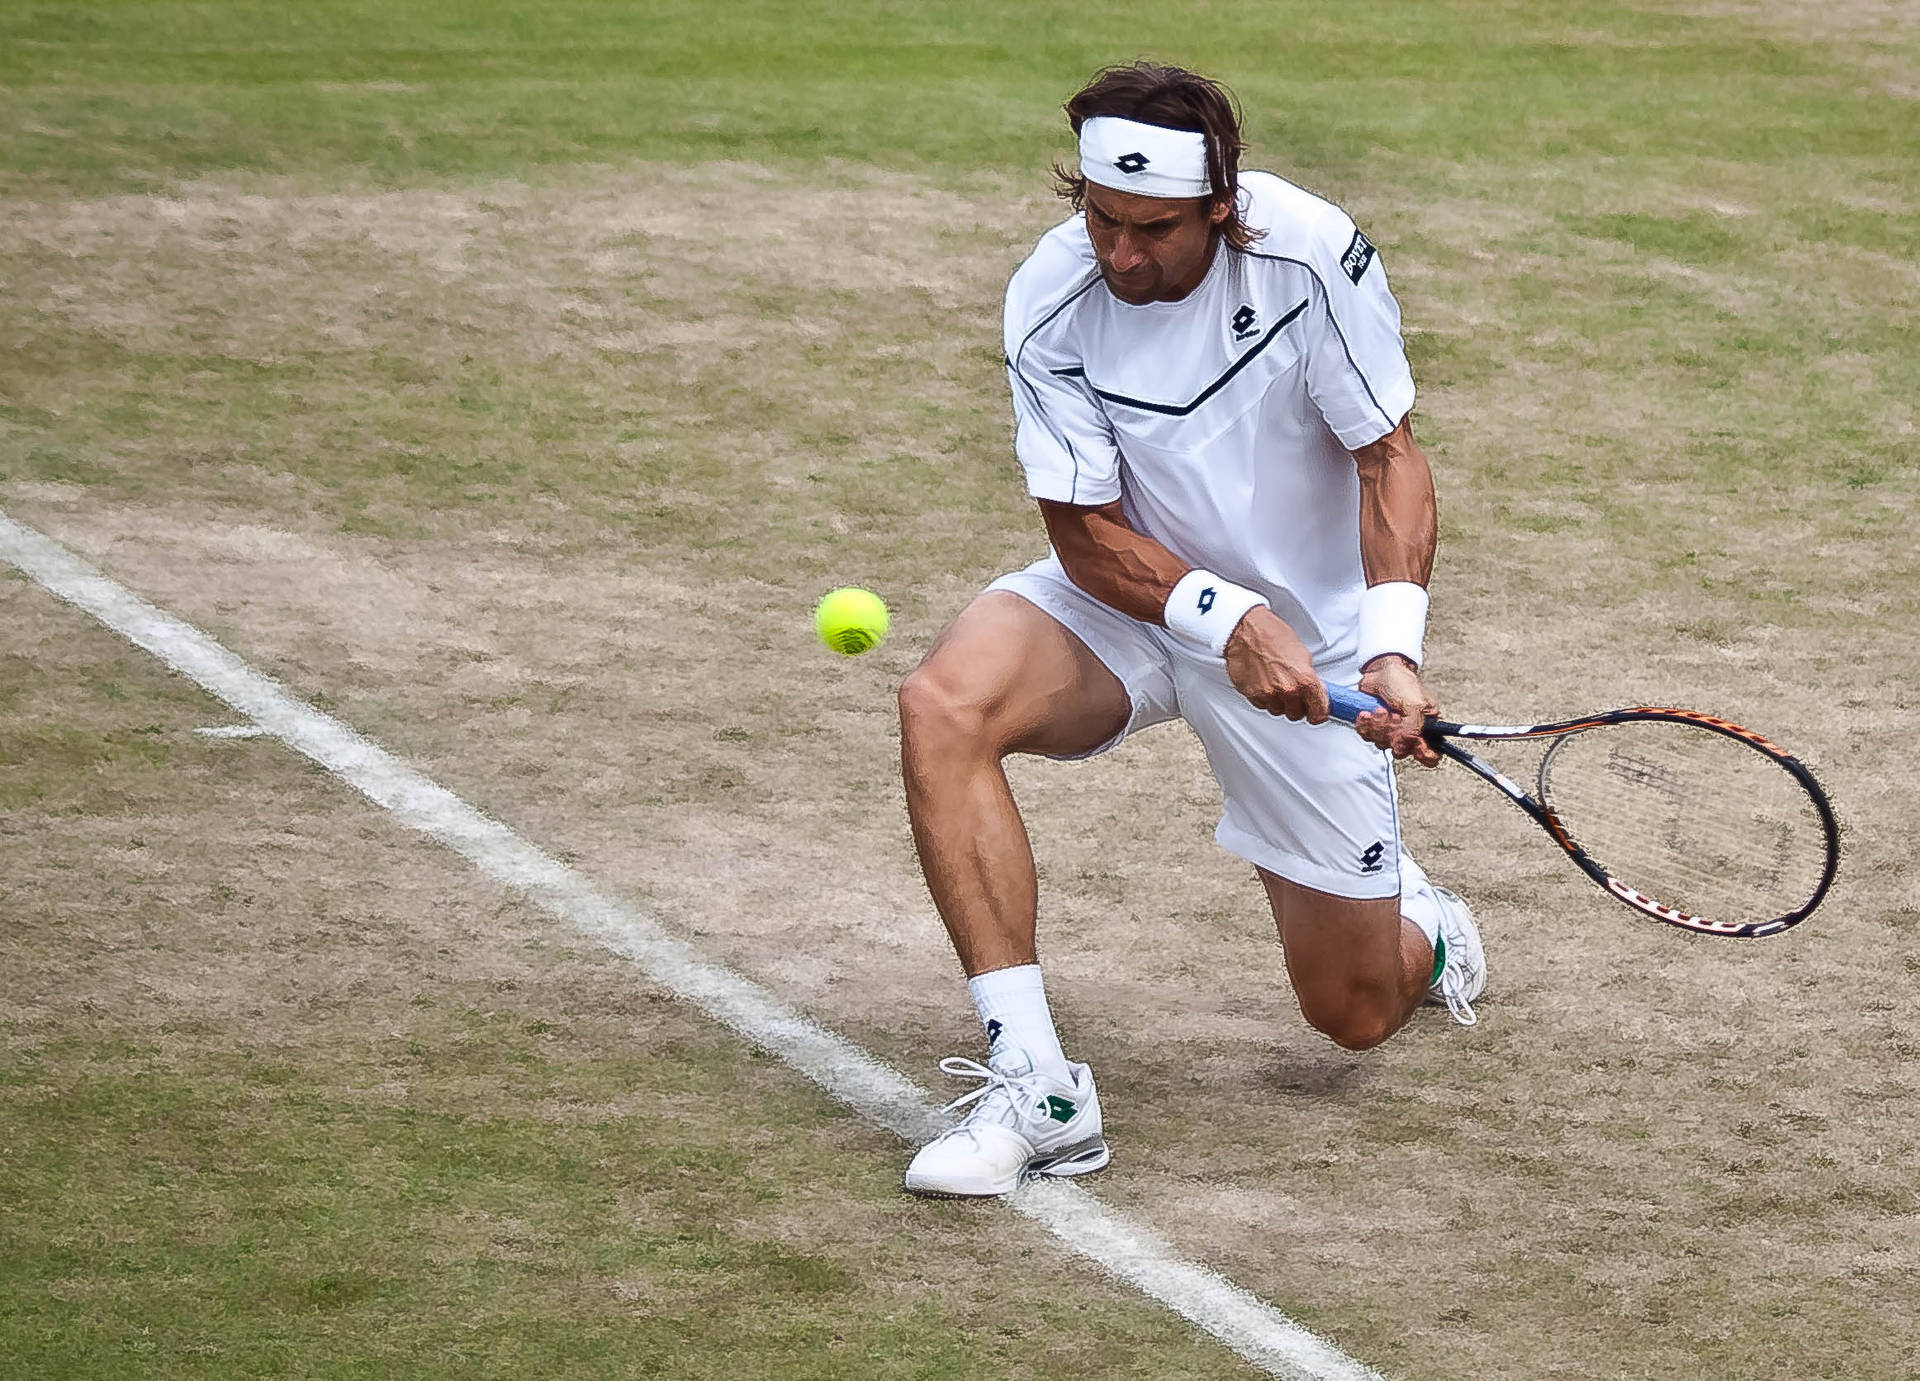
{"left": 1079, "top": 117, "right": 1211, "bottom": 199}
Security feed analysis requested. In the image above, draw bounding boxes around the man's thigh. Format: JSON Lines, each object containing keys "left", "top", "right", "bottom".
{"left": 912, "top": 587, "right": 1138, "bottom": 758}
{"left": 1260, "top": 870, "right": 1404, "bottom": 994}
{"left": 916, "top": 554, "right": 1183, "bottom": 758}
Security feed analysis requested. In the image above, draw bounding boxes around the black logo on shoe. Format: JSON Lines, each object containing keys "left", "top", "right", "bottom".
{"left": 1359, "top": 840, "right": 1385, "bottom": 875}
{"left": 986, "top": 1018, "right": 1003, "bottom": 1047}
{"left": 1341, "top": 229, "right": 1376, "bottom": 284}
{"left": 1230, "top": 304, "right": 1258, "bottom": 340}
{"left": 1197, "top": 586, "right": 1216, "bottom": 614}
{"left": 1114, "top": 151, "right": 1150, "bottom": 175}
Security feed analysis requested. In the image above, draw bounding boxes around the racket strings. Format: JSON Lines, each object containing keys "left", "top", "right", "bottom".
{"left": 1535, "top": 721, "right": 1829, "bottom": 926}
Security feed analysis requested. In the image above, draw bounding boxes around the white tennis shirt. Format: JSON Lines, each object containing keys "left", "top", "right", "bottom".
{"left": 1004, "top": 170, "right": 1417, "bottom": 669}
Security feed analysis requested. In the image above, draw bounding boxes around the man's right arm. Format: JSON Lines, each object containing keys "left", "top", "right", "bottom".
{"left": 1040, "top": 499, "right": 1330, "bottom": 722}
{"left": 1037, "top": 498, "right": 1182, "bottom": 624}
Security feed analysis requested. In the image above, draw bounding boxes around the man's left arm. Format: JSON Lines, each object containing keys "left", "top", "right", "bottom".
{"left": 1352, "top": 415, "right": 1442, "bottom": 766}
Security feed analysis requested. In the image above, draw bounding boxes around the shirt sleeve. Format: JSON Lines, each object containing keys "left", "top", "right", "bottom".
{"left": 1005, "top": 350, "right": 1123, "bottom": 506}
{"left": 1300, "top": 209, "right": 1417, "bottom": 451}
{"left": 1002, "top": 261, "right": 1123, "bottom": 507}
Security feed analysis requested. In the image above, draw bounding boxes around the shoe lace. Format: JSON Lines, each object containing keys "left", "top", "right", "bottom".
{"left": 935, "top": 1056, "right": 1051, "bottom": 1128}
{"left": 1436, "top": 956, "right": 1478, "bottom": 1027}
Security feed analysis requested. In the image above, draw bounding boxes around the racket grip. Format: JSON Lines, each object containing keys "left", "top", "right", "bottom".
{"left": 1326, "top": 684, "right": 1386, "bottom": 724}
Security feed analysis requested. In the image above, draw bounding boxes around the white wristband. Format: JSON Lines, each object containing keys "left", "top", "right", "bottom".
{"left": 1357, "top": 581, "right": 1429, "bottom": 669}
{"left": 1164, "top": 570, "right": 1268, "bottom": 658}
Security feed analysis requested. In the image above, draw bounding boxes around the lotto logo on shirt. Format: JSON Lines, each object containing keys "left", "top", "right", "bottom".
{"left": 1341, "top": 229, "right": 1376, "bottom": 284}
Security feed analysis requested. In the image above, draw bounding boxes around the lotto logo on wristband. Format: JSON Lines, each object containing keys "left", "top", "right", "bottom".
{"left": 1165, "top": 569, "right": 1269, "bottom": 658}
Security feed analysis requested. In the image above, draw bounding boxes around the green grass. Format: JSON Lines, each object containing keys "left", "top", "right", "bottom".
{"left": 1, "top": 1025, "right": 1137, "bottom": 1379}
{"left": 2, "top": 1, "right": 1913, "bottom": 196}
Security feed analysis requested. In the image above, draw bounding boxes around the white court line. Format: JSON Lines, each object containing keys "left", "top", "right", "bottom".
{"left": 0, "top": 508, "right": 1385, "bottom": 1381}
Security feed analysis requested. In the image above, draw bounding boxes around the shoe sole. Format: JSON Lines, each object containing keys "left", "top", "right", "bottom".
{"left": 902, "top": 1137, "right": 1110, "bottom": 1199}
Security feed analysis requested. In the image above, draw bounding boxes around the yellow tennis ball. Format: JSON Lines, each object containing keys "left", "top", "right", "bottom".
{"left": 815, "top": 587, "right": 889, "bottom": 656}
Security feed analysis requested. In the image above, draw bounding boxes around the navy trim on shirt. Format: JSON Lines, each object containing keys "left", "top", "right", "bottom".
{"left": 1241, "top": 249, "right": 1396, "bottom": 433}
{"left": 1055, "top": 298, "right": 1309, "bottom": 418}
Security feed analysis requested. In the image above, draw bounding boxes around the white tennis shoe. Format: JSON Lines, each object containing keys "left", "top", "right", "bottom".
{"left": 1425, "top": 886, "right": 1487, "bottom": 1025}
{"left": 903, "top": 1046, "right": 1108, "bottom": 1198}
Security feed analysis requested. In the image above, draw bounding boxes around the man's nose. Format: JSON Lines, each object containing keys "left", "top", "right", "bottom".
{"left": 1107, "top": 233, "right": 1146, "bottom": 272}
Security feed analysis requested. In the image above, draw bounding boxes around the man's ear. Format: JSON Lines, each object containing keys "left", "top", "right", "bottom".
{"left": 1208, "top": 196, "right": 1232, "bottom": 226}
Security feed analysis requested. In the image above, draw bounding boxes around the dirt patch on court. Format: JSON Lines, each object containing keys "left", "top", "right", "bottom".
{"left": 7, "top": 162, "right": 1041, "bottom": 374}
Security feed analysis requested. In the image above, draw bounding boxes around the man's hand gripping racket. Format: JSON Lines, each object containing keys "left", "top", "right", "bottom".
{"left": 1327, "top": 684, "right": 1840, "bottom": 937}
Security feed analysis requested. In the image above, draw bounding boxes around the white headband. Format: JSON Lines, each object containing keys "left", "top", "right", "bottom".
{"left": 1078, "top": 116, "right": 1212, "bottom": 199}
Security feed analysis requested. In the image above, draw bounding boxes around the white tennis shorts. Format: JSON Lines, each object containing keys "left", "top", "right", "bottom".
{"left": 989, "top": 555, "right": 1438, "bottom": 907}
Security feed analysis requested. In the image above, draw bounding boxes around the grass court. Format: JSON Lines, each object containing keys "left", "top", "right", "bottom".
{"left": 2, "top": 1, "right": 1917, "bottom": 1376}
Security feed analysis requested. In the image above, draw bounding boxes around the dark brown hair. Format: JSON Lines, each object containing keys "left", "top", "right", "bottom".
{"left": 1052, "top": 61, "right": 1263, "bottom": 251}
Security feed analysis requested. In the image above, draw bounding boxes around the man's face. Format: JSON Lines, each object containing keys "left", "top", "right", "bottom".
{"left": 1083, "top": 182, "right": 1230, "bottom": 305}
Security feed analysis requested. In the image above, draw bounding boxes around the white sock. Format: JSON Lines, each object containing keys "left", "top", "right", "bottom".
{"left": 968, "top": 964, "right": 1072, "bottom": 1082}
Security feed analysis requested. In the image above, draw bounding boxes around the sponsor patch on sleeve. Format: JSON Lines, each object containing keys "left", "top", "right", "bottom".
{"left": 1340, "top": 228, "right": 1376, "bottom": 284}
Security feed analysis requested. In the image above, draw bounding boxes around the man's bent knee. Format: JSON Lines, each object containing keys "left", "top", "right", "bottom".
{"left": 1298, "top": 984, "right": 1407, "bottom": 1052}
{"left": 898, "top": 665, "right": 1001, "bottom": 765}
{"left": 900, "top": 591, "right": 1132, "bottom": 764}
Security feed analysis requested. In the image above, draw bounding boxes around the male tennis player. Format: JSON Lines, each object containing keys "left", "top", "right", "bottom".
{"left": 896, "top": 62, "right": 1488, "bottom": 1198}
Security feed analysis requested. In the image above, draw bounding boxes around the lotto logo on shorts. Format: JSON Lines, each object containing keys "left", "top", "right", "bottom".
{"left": 1359, "top": 840, "right": 1385, "bottom": 875}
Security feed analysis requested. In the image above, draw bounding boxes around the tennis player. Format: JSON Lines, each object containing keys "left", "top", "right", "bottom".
{"left": 897, "top": 62, "right": 1488, "bottom": 1198}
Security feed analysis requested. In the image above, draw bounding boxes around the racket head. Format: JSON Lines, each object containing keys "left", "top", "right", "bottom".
{"left": 1524, "top": 709, "right": 1838, "bottom": 936}
{"left": 1326, "top": 685, "right": 1839, "bottom": 936}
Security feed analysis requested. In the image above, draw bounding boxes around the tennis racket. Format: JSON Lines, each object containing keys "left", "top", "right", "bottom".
{"left": 1327, "top": 686, "right": 1839, "bottom": 937}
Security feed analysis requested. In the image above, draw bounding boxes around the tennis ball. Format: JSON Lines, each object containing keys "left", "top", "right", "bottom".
{"left": 815, "top": 587, "right": 889, "bottom": 656}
